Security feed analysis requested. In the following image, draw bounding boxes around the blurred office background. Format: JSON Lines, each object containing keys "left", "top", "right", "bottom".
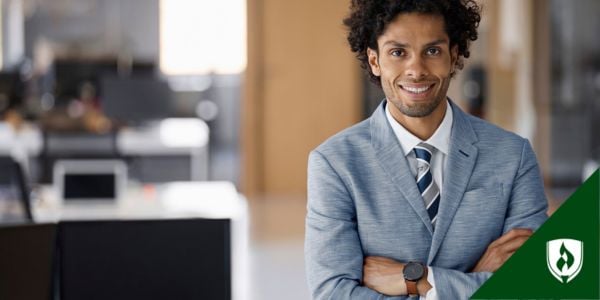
{"left": 0, "top": 0, "right": 598, "bottom": 299}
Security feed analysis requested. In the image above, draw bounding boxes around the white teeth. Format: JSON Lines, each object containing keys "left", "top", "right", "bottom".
{"left": 402, "top": 85, "right": 432, "bottom": 94}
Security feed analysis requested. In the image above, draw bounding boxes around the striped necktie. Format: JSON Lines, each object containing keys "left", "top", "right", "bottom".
{"left": 413, "top": 142, "right": 440, "bottom": 226}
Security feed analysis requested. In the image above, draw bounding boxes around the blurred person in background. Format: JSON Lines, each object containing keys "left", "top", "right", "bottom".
{"left": 0, "top": 71, "right": 26, "bottom": 130}
{"left": 305, "top": 0, "right": 548, "bottom": 299}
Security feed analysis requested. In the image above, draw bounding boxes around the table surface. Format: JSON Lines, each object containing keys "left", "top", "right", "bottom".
{"left": 32, "top": 181, "right": 250, "bottom": 300}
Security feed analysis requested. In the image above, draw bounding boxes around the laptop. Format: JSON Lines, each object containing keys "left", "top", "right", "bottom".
{"left": 53, "top": 159, "right": 127, "bottom": 203}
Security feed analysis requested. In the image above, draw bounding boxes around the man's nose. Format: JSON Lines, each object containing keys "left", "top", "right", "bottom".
{"left": 404, "top": 55, "right": 429, "bottom": 80}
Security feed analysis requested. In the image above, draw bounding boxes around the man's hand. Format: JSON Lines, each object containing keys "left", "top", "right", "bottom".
{"left": 472, "top": 228, "right": 533, "bottom": 273}
{"left": 363, "top": 256, "right": 432, "bottom": 296}
{"left": 363, "top": 256, "right": 406, "bottom": 296}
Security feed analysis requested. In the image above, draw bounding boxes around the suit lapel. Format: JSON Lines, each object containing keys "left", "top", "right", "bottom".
{"left": 427, "top": 101, "right": 479, "bottom": 264}
{"left": 370, "top": 101, "right": 434, "bottom": 235}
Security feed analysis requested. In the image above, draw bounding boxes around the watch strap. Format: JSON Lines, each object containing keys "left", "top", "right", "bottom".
{"left": 406, "top": 279, "right": 418, "bottom": 295}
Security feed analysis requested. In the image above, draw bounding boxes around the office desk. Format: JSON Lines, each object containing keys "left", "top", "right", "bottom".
{"left": 0, "top": 118, "right": 210, "bottom": 182}
{"left": 33, "top": 181, "right": 249, "bottom": 300}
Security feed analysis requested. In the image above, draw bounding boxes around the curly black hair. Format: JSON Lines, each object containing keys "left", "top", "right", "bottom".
{"left": 343, "top": 0, "right": 481, "bottom": 85}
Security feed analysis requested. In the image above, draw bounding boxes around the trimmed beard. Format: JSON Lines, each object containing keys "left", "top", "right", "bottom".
{"left": 393, "top": 95, "right": 444, "bottom": 118}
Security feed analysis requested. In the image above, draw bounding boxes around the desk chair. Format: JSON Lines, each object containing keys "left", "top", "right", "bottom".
{"left": 58, "top": 218, "right": 231, "bottom": 300}
{"left": 0, "top": 223, "right": 57, "bottom": 300}
{"left": 0, "top": 157, "right": 33, "bottom": 223}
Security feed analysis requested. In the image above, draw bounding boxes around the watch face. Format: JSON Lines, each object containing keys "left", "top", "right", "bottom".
{"left": 403, "top": 262, "right": 424, "bottom": 281}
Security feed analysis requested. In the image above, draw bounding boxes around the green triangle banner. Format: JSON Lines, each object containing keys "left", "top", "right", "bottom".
{"left": 472, "top": 169, "right": 599, "bottom": 299}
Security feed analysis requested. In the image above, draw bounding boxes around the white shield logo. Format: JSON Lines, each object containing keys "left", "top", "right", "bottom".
{"left": 546, "top": 239, "right": 584, "bottom": 283}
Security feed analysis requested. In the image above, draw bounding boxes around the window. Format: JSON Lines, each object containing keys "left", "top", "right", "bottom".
{"left": 159, "top": 0, "right": 246, "bottom": 75}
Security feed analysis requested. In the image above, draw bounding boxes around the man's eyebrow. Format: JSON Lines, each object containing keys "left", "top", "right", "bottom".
{"left": 424, "top": 39, "right": 448, "bottom": 47}
{"left": 381, "top": 41, "right": 408, "bottom": 48}
{"left": 381, "top": 38, "right": 449, "bottom": 49}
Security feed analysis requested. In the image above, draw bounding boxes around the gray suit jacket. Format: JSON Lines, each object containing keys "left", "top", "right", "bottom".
{"left": 305, "top": 100, "right": 548, "bottom": 299}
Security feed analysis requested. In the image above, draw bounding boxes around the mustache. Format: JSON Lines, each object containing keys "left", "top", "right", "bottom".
{"left": 397, "top": 81, "right": 436, "bottom": 85}
{"left": 396, "top": 78, "right": 437, "bottom": 84}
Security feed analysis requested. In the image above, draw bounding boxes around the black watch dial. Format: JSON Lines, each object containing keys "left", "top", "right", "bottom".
{"left": 403, "top": 262, "right": 425, "bottom": 281}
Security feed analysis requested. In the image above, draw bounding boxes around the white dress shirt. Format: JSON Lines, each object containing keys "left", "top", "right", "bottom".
{"left": 385, "top": 99, "right": 454, "bottom": 300}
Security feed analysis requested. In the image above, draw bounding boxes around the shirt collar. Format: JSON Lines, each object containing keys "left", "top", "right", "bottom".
{"left": 385, "top": 99, "right": 453, "bottom": 157}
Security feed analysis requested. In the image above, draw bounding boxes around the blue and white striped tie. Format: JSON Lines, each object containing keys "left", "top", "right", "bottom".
{"left": 414, "top": 143, "right": 440, "bottom": 227}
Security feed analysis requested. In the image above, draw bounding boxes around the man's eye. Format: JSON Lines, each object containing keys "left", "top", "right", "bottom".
{"left": 390, "top": 50, "right": 404, "bottom": 57}
{"left": 426, "top": 48, "right": 441, "bottom": 55}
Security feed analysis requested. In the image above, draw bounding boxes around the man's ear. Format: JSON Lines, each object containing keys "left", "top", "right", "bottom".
{"left": 450, "top": 45, "right": 459, "bottom": 73}
{"left": 367, "top": 48, "right": 381, "bottom": 76}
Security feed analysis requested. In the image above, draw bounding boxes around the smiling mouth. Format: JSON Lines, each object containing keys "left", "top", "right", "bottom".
{"left": 399, "top": 83, "right": 435, "bottom": 94}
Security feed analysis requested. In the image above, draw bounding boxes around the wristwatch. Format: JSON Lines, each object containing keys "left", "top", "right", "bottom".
{"left": 403, "top": 261, "right": 425, "bottom": 296}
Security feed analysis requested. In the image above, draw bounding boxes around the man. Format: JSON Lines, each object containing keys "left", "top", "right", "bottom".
{"left": 304, "top": 0, "right": 548, "bottom": 299}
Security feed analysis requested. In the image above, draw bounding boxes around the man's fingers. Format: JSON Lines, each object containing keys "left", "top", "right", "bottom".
{"left": 473, "top": 229, "right": 534, "bottom": 273}
{"left": 499, "top": 235, "right": 530, "bottom": 253}
{"left": 489, "top": 228, "right": 533, "bottom": 248}
{"left": 483, "top": 233, "right": 531, "bottom": 271}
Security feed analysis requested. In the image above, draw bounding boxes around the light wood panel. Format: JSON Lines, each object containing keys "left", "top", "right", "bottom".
{"left": 532, "top": 0, "right": 551, "bottom": 185}
{"left": 243, "top": 0, "right": 361, "bottom": 196}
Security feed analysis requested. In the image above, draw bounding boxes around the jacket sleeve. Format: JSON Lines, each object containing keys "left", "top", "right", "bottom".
{"left": 305, "top": 150, "right": 405, "bottom": 300}
{"left": 429, "top": 268, "right": 492, "bottom": 299}
{"left": 502, "top": 140, "right": 548, "bottom": 232}
{"left": 431, "top": 139, "right": 548, "bottom": 299}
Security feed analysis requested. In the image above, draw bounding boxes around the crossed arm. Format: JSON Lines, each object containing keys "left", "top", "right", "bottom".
{"left": 362, "top": 228, "right": 533, "bottom": 297}
{"left": 305, "top": 141, "right": 548, "bottom": 299}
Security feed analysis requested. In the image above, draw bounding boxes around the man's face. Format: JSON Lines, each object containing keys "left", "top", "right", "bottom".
{"left": 367, "top": 13, "right": 458, "bottom": 118}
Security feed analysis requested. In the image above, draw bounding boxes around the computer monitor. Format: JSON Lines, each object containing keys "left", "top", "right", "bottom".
{"left": 0, "top": 223, "right": 57, "bottom": 300}
{"left": 58, "top": 218, "right": 231, "bottom": 300}
{"left": 100, "top": 76, "right": 173, "bottom": 125}
{"left": 53, "top": 159, "right": 127, "bottom": 203}
{"left": 53, "top": 59, "right": 156, "bottom": 106}
{"left": 0, "top": 157, "right": 33, "bottom": 223}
